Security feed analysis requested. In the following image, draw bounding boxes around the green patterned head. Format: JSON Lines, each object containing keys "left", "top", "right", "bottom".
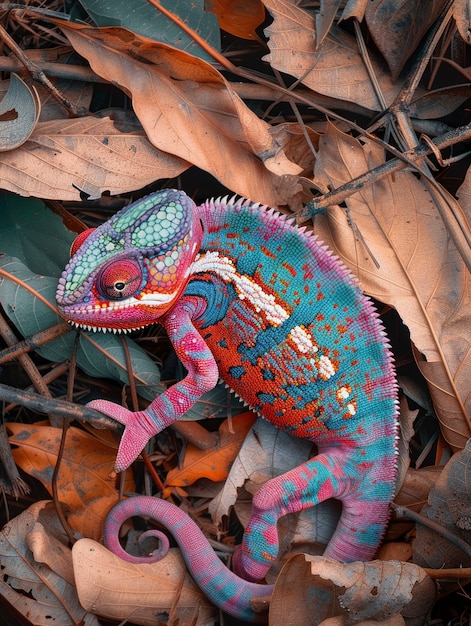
{"left": 56, "top": 189, "right": 203, "bottom": 331}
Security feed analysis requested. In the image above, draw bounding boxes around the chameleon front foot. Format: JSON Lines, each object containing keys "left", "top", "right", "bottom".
{"left": 87, "top": 400, "right": 161, "bottom": 471}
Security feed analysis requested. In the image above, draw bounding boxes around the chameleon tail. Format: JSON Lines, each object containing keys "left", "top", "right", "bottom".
{"left": 104, "top": 496, "right": 273, "bottom": 623}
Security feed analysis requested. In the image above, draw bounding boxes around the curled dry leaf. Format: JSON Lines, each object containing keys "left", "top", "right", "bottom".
{"left": 0, "top": 74, "right": 40, "bottom": 151}
{"left": 0, "top": 500, "right": 98, "bottom": 626}
{"left": 53, "top": 19, "right": 302, "bottom": 208}
{"left": 270, "top": 555, "right": 435, "bottom": 626}
{"left": 72, "top": 538, "right": 217, "bottom": 626}
{"left": 413, "top": 437, "right": 471, "bottom": 569}
{"left": 312, "top": 122, "right": 471, "bottom": 450}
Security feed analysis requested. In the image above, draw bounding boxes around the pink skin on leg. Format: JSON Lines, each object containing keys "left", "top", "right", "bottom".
{"left": 88, "top": 300, "right": 219, "bottom": 472}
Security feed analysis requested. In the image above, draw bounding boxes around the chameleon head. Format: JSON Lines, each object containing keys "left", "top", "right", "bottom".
{"left": 56, "top": 189, "right": 203, "bottom": 332}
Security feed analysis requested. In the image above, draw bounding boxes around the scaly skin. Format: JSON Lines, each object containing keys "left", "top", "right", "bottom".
{"left": 56, "top": 189, "right": 398, "bottom": 620}
{"left": 104, "top": 496, "right": 272, "bottom": 623}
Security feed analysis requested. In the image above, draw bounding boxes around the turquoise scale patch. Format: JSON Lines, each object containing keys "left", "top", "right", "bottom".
{"left": 115, "top": 193, "right": 173, "bottom": 232}
{"left": 229, "top": 365, "right": 246, "bottom": 380}
{"left": 256, "top": 391, "right": 276, "bottom": 405}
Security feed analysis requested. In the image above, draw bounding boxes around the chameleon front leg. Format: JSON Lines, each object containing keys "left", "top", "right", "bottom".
{"left": 232, "top": 450, "right": 394, "bottom": 581}
{"left": 88, "top": 301, "right": 219, "bottom": 471}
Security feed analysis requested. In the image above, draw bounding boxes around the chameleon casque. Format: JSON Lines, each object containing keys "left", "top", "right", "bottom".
{"left": 56, "top": 189, "right": 398, "bottom": 622}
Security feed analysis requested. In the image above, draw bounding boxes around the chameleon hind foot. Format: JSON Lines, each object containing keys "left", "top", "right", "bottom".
{"left": 231, "top": 451, "right": 394, "bottom": 581}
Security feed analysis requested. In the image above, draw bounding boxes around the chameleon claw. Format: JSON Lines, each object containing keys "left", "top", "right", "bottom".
{"left": 87, "top": 400, "right": 158, "bottom": 472}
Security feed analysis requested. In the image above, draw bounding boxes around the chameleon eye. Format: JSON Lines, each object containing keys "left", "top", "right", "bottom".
{"left": 97, "top": 259, "right": 143, "bottom": 300}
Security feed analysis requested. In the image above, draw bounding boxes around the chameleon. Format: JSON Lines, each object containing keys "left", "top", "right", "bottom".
{"left": 56, "top": 188, "right": 398, "bottom": 622}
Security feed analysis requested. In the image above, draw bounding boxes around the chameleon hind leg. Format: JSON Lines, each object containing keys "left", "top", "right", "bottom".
{"left": 231, "top": 450, "right": 394, "bottom": 582}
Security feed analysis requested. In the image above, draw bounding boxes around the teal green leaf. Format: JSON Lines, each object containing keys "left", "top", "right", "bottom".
{"left": 78, "top": 0, "right": 220, "bottom": 61}
{"left": 0, "top": 191, "right": 75, "bottom": 277}
{"left": 77, "top": 332, "right": 163, "bottom": 400}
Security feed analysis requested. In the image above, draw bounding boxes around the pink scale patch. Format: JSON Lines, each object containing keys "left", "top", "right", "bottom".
{"left": 262, "top": 526, "right": 279, "bottom": 546}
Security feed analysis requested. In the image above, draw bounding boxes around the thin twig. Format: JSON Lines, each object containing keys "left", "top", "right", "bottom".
{"left": 392, "top": 503, "right": 471, "bottom": 559}
{"left": 0, "top": 311, "right": 56, "bottom": 416}
{"left": 0, "top": 22, "right": 88, "bottom": 116}
{"left": 0, "top": 322, "right": 71, "bottom": 365}
{"left": 51, "top": 334, "right": 79, "bottom": 544}
{"left": 299, "top": 120, "right": 471, "bottom": 221}
{"left": 0, "top": 381, "right": 118, "bottom": 427}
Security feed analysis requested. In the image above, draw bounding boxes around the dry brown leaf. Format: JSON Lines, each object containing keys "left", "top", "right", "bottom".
{"left": 311, "top": 122, "right": 471, "bottom": 450}
{"left": 53, "top": 19, "right": 302, "bottom": 207}
{"left": 164, "top": 412, "right": 257, "bottom": 489}
{"left": 454, "top": 0, "right": 471, "bottom": 44}
{"left": 413, "top": 438, "right": 471, "bottom": 569}
{"left": 262, "top": 0, "right": 402, "bottom": 111}
{"left": 269, "top": 121, "right": 321, "bottom": 175}
{"left": 315, "top": 0, "right": 344, "bottom": 49}
{"left": 395, "top": 467, "right": 442, "bottom": 511}
{"left": 0, "top": 114, "right": 187, "bottom": 200}
{"left": 377, "top": 542, "right": 414, "bottom": 565}
{"left": 9, "top": 423, "right": 135, "bottom": 539}
{"left": 0, "top": 500, "right": 96, "bottom": 626}
{"left": 340, "top": 0, "right": 369, "bottom": 21}
{"left": 457, "top": 163, "right": 471, "bottom": 211}
{"left": 365, "top": 0, "right": 448, "bottom": 80}
{"left": 27, "top": 519, "right": 76, "bottom": 585}
{"left": 270, "top": 554, "right": 435, "bottom": 625}
{"left": 72, "top": 538, "right": 217, "bottom": 626}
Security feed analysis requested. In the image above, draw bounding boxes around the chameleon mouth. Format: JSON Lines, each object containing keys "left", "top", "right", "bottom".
{"left": 68, "top": 320, "right": 148, "bottom": 334}
{"left": 58, "top": 289, "right": 180, "bottom": 334}
{"left": 59, "top": 297, "right": 163, "bottom": 334}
